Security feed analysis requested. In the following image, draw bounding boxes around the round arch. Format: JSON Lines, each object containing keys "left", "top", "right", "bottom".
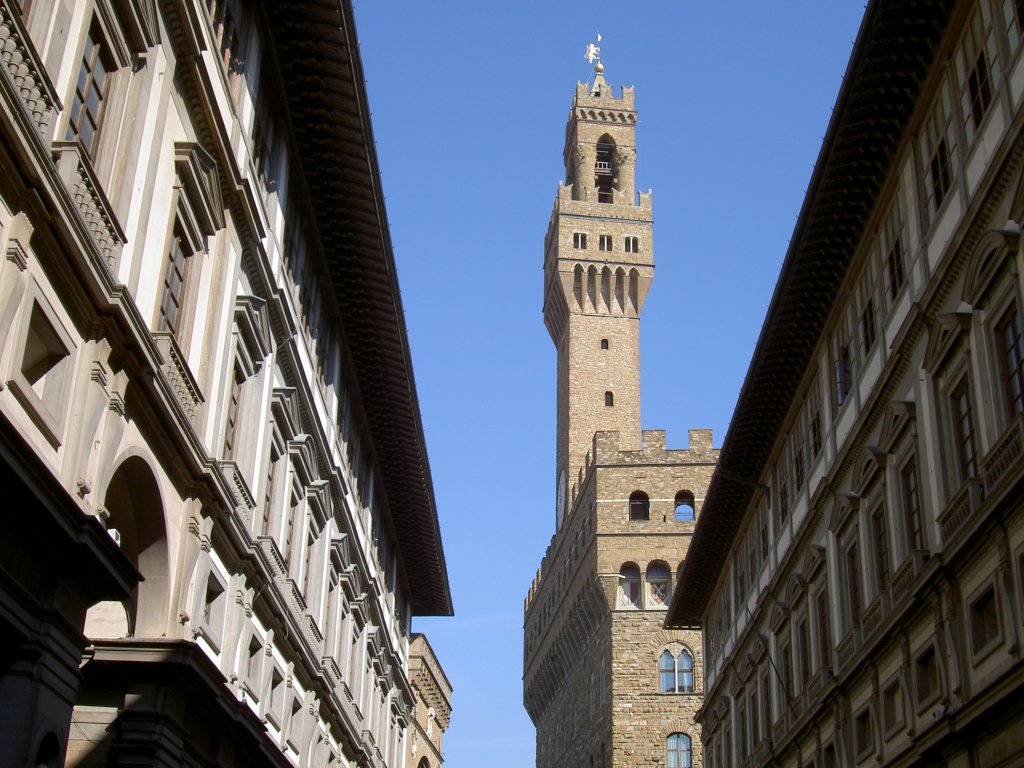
{"left": 85, "top": 455, "right": 169, "bottom": 638}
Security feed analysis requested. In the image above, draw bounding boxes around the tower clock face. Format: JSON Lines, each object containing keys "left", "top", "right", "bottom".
{"left": 556, "top": 469, "right": 566, "bottom": 528}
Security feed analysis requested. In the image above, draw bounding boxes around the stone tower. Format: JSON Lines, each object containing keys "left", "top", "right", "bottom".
{"left": 525, "top": 53, "right": 718, "bottom": 768}
{"left": 543, "top": 63, "right": 653, "bottom": 529}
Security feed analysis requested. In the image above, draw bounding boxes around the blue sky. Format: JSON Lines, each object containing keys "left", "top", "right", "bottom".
{"left": 353, "top": 3, "right": 867, "bottom": 766}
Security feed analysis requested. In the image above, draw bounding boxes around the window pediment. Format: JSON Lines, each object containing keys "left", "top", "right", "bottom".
{"left": 963, "top": 226, "right": 1020, "bottom": 306}
{"left": 768, "top": 600, "right": 789, "bottom": 633}
{"left": 880, "top": 400, "right": 916, "bottom": 453}
{"left": 801, "top": 543, "right": 826, "bottom": 579}
{"left": 111, "top": 0, "right": 161, "bottom": 50}
{"left": 829, "top": 491, "right": 860, "bottom": 534}
{"left": 174, "top": 142, "right": 224, "bottom": 251}
{"left": 270, "top": 387, "right": 299, "bottom": 441}
{"left": 329, "top": 533, "right": 350, "bottom": 571}
{"left": 288, "top": 433, "right": 318, "bottom": 486}
{"left": 852, "top": 445, "right": 887, "bottom": 495}
{"left": 305, "top": 478, "right": 331, "bottom": 528}
{"left": 234, "top": 295, "right": 271, "bottom": 375}
{"left": 785, "top": 572, "right": 808, "bottom": 604}
{"left": 923, "top": 306, "right": 973, "bottom": 375}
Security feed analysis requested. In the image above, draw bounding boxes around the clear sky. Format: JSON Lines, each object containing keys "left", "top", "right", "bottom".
{"left": 352, "top": 3, "right": 867, "bottom": 766}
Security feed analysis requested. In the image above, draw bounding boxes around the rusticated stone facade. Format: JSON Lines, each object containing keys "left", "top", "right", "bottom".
{"left": 407, "top": 634, "right": 452, "bottom": 768}
{"left": 524, "top": 61, "right": 717, "bottom": 768}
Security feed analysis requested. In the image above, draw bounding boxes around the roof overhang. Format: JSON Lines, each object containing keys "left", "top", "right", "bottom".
{"left": 666, "top": 0, "right": 954, "bottom": 628}
{"left": 265, "top": 1, "right": 451, "bottom": 616}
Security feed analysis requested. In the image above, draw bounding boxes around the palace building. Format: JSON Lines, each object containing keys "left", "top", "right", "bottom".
{"left": 0, "top": 1, "right": 451, "bottom": 766}
{"left": 668, "top": 1, "right": 1024, "bottom": 766}
{"left": 523, "top": 53, "right": 717, "bottom": 768}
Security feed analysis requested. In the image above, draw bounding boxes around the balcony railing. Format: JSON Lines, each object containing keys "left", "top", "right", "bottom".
{"left": 256, "top": 535, "right": 287, "bottom": 578}
{"left": 837, "top": 626, "right": 859, "bottom": 669}
{"left": 982, "top": 412, "right": 1024, "bottom": 495}
{"left": 892, "top": 554, "right": 916, "bottom": 605}
{"left": 219, "top": 459, "right": 255, "bottom": 527}
{"left": 862, "top": 593, "right": 886, "bottom": 636}
{"left": 937, "top": 478, "right": 984, "bottom": 544}
{"left": 0, "top": 0, "right": 60, "bottom": 139}
{"left": 52, "top": 141, "right": 126, "bottom": 268}
{"left": 153, "top": 331, "right": 204, "bottom": 426}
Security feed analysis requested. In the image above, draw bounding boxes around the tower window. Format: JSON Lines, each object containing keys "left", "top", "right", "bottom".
{"left": 599, "top": 235, "right": 613, "bottom": 251}
{"left": 625, "top": 236, "right": 639, "bottom": 253}
{"left": 600, "top": 338, "right": 609, "bottom": 350}
{"left": 629, "top": 491, "right": 650, "bottom": 521}
{"left": 604, "top": 391, "right": 614, "bottom": 407}
{"left": 573, "top": 232, "right": 587, "bottom": 249}
{"left": 674, "top": 491, "right": 696, "bottom": 521}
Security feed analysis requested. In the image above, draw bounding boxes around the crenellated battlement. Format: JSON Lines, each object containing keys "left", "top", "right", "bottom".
{"left": 525, "top": 427, "right": 716, "bottom": 614}
{"left": 573, "top": 80, "right": 636, "bottom": 110}
{"left": 592, "top": 428, "right": 716, "bottom": 465}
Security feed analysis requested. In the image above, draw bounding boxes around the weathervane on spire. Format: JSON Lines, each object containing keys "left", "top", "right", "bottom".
{"left": 584, "top": 33, "right": 602, "bottom": 66}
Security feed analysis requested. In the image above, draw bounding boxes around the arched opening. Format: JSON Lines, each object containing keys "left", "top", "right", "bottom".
{"left": 629, "top": 490, "right": 650, "bottom": 521}
{"left": 587, "top": 265, "right": 598, "bottom": 310}
{"left": 667, "top": 732, "right": 692, "bottom": 767}
{"left": 646, "top": 561, "right": 670, "bottom": 607}
{"left": 595, "top": 135, "right": 616, "bottom": 203}
{"left": 34, "top": 732, "right": 62, "bottom": 768}
{"left": 628, "top": 268, "right": 639, "bottom": 313}
{"left": 618, "top": 563, "right": 641, "bottom": 609}
{"left": 678, "top": 650, "right": 695, "bottom": 692}
{"left": 85, "top": 456, "right": 169, "bottom": 638}
{"left": 658, "top": 647, "right": 695, "bottom": 693}
{"left": 605, "top": 391, "right": 614, "bottom": 407}
{"left": 674, "top": 491, "right": 696, "bottom": 521}
{"left": 417, "top": 759, "right": 430, "bottom": 768}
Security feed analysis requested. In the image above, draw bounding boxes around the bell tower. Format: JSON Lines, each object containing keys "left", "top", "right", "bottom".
{"left": 543, "top": 56, "right": 655, "bottom": 529}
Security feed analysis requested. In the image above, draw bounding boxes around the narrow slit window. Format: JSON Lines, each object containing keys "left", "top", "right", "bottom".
{"left": 605, "top": 391, "right": 614, "bottom": 407}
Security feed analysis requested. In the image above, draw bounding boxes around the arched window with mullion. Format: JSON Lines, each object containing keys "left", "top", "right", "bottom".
{"left": 678, "top": 650, "right": 694, "bottom": 692}
{"left": 659, "top": 650, "right": 676, "bottom": 693}
{"left": 667, "top": 733, "right": 692, "bottom": 768}
{"left": 658, "top": 649, "right": 695, "bottom": 693}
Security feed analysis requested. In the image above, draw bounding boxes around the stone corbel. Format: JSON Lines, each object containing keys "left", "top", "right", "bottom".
{"left": 65, "top": 338, "right": 113, "bottom": 500}
{"left": 89, "top": 370, "right": 129, "bottom": 512}
{"left": 0, "top": 212, "right": 33, "bottom": 380}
